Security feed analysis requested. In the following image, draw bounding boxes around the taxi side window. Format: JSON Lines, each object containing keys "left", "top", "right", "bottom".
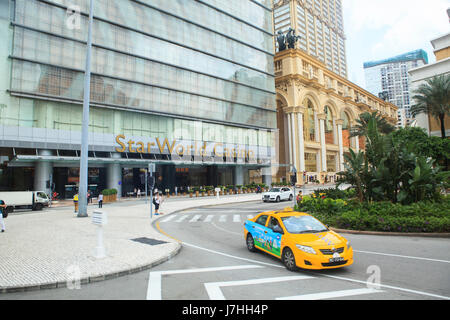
{"left": 255, "top": 215, "right": 269, "bottom": 226}
{"left": 268, "top": 217, "right": 279, "bottom": 229}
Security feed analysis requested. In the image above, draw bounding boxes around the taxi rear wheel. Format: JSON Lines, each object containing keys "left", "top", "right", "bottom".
{"left": 282, "top": 247, "right": 297, "bottom": 271}
{"left": 246, "top": 234, "right": 257, "bottom": 252}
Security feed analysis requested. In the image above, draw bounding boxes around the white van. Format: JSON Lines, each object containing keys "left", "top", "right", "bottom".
{"left": 0, "top": 191, "right": 50, "bottom": 212}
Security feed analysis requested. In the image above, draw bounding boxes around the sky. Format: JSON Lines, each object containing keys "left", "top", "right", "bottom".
{"left": 343, "top": 0, "right": 450, "bottom": 89}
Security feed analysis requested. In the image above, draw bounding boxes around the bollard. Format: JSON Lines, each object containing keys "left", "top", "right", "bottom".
{"left": 92, "top": 210, "right": 107, "bottom": 259}
{"left": 215, "top": 187, "right": 221, "bottom": 200}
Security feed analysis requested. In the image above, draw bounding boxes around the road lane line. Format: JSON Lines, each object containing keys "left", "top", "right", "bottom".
{"left": 233, "top": 215, "right": 241, "bottom": 223}
{"left": 354, "top": 250, "right": 450, "bottom": 264}
{"left": 277, "top": 288, "right": 383, "bottom": 300}
{"left": 219, "top": 215, "right": 227, "bottom": 222}
{"left": 147, "top": 265, "right": 264, "bottom": 300}
{"left": 205, "top": 275, "right": 315, "bottom": 300}
{"left": 204, "top": 215, "right": 214, "bottom": 223}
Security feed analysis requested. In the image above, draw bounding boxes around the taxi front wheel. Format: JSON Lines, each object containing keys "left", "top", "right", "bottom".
{"left": 246, "top": 234, "right": 257, "bottom": 252}
{"left": 282, "top": 247, "right": 297, "bottom": 271}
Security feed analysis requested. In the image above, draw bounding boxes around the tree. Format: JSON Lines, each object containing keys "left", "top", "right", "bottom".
{"left": 350, "top": 111, "right": 395, "bottom": 138}
{"left": 411, "top": 74, "right": 450, "bottom": 139}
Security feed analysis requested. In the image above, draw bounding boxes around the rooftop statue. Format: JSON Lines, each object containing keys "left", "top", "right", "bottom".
{"left": 276, "top": 31, "right": 286, "bottom": 52}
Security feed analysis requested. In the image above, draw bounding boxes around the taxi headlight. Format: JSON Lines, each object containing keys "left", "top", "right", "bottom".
{"left": 296, "top": 244, "right": 317, "bottom": 255}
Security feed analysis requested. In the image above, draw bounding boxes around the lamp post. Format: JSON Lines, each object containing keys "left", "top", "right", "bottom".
{"left": 78, "top": 0, "right": 94, "bottom": 218}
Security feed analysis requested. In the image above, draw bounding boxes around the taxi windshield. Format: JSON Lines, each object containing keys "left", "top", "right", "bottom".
{"left": 281, "top": 216, "right": 328, "bottom": 234}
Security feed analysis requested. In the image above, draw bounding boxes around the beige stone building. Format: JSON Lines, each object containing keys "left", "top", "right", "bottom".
{"left": 273, "top": 49, "right": 398, "bottom": 184}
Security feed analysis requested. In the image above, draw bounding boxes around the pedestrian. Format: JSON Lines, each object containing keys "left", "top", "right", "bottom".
{"left": 0, "top": 199, "right": 7, "bottom": 232}
{"left": 153, "top": 192, "right": 164, "bottom": 215}
{"left": 137, "top": 188, "right": 141, "bottom": 199}
{"left": 98, "top": 193, "right": 103, "bottom": 208}
{"left": 296, "top": 190, "right": 303, "bottom": 204}
{"left": 73, "top": 193, "right": 79, "bottom": 213}
{"left": 87, "top": 190, "right": 91, "bottom": 204}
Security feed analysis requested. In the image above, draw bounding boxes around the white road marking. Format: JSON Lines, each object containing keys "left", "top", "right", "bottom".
{"left": 160, "top": 215, "right": 177, "bottom": 223}
{"left": 189, "top": 215, "right": 202, "bottom": 223}
{"left": 354, "top": 250, "right": 450, "bottom": 264}
{"left": 205, "top": 275, "right": 315, "bottom": 300}
{"left": 146, "top": 265, "right": 264, "bottom": 300}
{"left": 204, "top": 215, "right": 214, "bottom": 222}
{"left": 247, "top": 215, "right": 254, "bottom": 220}
{"left": 219, "top": 215, "right": 227, "bottom": 222}
{"left": 175, "top": 215, "right": 189, "bottom": 223}
{"left": 277, "top": 288, "right": 383, "bottom": 300}
{"left": 182, "top": 242, "right": 450, "bottom": 300}
{"left": 233, "top": 215, "right": 241, "bottom": 223}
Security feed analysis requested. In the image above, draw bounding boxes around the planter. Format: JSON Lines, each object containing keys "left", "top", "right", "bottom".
{"left": 195, "top": 191, "right": 199, "bottom": 197}
{"left": 189, "top": 192, "right": 193, "bottom": 198}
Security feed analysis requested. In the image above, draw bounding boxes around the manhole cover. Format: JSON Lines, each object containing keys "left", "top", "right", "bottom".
{"left": 131, "top": 237, "right": 168, "bottom": 246}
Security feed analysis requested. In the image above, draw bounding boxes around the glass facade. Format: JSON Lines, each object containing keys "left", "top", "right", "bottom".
{"left": 6, "top": 0, "right": 276, "bottom": 141}
{"left": 0, "top": 0, "right": 277, "bottom": 195}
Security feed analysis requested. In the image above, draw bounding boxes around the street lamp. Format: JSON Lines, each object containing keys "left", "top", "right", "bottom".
{"left": 78, "top": 0, "right": 94, "bottom": 218}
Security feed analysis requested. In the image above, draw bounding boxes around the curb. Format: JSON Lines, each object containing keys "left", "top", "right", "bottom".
{"left": 0, "top": 196, "right": 260, "bottom": 294}
{"left": 0, "top": 243, "right": 182, "bottom": 294}
{"left": 330, "top": 228, "right": 450, "bottom": 238}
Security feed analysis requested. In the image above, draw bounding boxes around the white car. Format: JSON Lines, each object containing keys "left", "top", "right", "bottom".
{"left": 262, "top": 187, "right": 294, "bottom": 203}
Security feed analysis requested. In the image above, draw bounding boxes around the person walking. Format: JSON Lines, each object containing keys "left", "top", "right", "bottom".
{"left": 73, "top": 193, "right": 79, "bottom": 213}
{"left": 0, "top": 199, "right": 7, "bottom": 233}
{"left": 153, "top": 192, "right": 164, "bottom": 215}
{"left": 98, "top": 193, "right": 103, "bottom": 208}
{"left": 137, "top": 188, "right": 141, "bottom": 199}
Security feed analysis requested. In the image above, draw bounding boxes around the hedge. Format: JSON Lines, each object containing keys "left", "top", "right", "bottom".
{"left": 295, "top": 196, "right": 450, "bottom": 233}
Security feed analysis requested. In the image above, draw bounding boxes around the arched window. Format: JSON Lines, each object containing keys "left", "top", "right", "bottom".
{"left": 303, "top": 99, "right": 315, "bottom": 142}
{"left": 324, "top": 106, "right": 334, "bottom": 144}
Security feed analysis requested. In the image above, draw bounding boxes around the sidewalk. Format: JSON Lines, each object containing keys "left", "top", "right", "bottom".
{"left": 0, "top": 194, "right": 262, "bottom": 293}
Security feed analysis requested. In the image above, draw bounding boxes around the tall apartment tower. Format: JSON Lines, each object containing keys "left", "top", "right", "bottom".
{"left": 363, "top": 50, "right": 429, "bottom": 127}
{"left": 273, "top": 0, "right": 348, "bottom": 78}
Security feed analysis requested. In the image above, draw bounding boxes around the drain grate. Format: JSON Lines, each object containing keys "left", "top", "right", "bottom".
{"left": 131, "top": 237, "right": 168, "bottom": 246}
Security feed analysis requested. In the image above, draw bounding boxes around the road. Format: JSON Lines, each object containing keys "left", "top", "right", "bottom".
{"left": 3, "top": 200, "right": 450, "bottom": 300}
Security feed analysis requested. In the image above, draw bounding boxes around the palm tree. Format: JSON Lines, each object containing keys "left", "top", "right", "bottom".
{"left": 411, "top": 74, "right": 450, "bottom": 139}
{"left": 350, "top": 111, "right": 395, "bottom": 138}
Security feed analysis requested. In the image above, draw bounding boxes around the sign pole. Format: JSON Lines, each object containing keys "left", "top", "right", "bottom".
{"left": 77, "top": 0, "right": 93, "bottom": 218}
{"left": 145, "top": 169, "right": 148, "bottom": 204}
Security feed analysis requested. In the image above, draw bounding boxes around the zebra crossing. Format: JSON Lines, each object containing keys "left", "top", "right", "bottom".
{"left": 159, "top": 213, "right": 255, "bottom": 224}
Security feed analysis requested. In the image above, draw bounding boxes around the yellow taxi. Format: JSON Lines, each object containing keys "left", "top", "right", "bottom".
{"left": 244, "top": 207, "right": 353, "bottom": 271}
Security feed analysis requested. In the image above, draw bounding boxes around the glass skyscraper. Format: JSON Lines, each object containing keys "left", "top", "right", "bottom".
{"left": 0, "top": 0, "right": 276, "bottom": 197}
{"left": 273, "top": 0, "right": 347, "bottom": 78}
{"left": 364, "top": 50, "right": 429, "bottom": 127}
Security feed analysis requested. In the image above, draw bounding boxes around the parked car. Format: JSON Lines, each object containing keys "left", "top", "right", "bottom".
{"left": 0, "top": 191, "right": 50, "bottom": 212}
{"left": 262, "top": 187, "right": 293, "bottom": 202}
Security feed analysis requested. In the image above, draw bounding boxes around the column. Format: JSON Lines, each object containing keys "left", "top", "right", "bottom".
{"left": 318, "top": 114, "right": 327, "bottom": 173}
{"left": 290, "top": 112, "right": 297, "bottom": 169}
{"left": 234, "top": 166, "right": 244, "bottom": 186}
{"left": 107, "top": 152, "right": 122, "bottom": 198}
{"left": 286, "top": 112, "right": 293, "bottom": 165}
{"left": 34, "top": 150, "right": 53, "bottom": 195}
{"left": 332, "top": 118, "right": 338, "bottom": 145}
{"left": 354, "top": 136, "right": 360, "bottom": 153}
{"left": 296, "top": 111, "right": 305, "bottom": 173}
{"left": 336, "top": 120, "right": 345, "bottom": 171}
{"left": 314, "top": 111, "right": 320, "bottom": 143}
